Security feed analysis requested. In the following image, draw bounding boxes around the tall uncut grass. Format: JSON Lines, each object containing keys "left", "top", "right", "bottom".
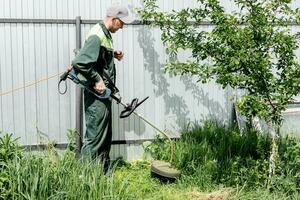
{"left": 1, "top": 120, "right": 300, "bottom": 199}
{"left": 0, "top": 133, "right": 191, "bottom": 200}
{"left": 146, "top": 120, "right": 300, "bottom": 193}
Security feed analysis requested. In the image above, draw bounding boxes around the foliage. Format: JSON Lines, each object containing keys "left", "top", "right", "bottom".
{"left": 146, "top": 120, "right": 300, "bottom": 192}
{"left": 2, "top": 146, "right": 192, "bottom": 199}
{"left": 66, "top": 128, "right": 77, "bottom": 152}
{"left": 0, "top": 133, "right": 23, "bottom": 163}
{"left": 270, "top": 137, "right": 300, "bottom": 194}
{"left": 0, "top": 133, "right": 23, "bottom": 200}
{"left": 138, "top": 0, "right": 300, "bottom": 125}
{"left": 1, "top": 125, "right": 300, "bottom": 199}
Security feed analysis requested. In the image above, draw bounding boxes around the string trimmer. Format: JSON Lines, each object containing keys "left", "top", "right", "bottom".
{"left": 58, "top": 66, "right": 181, "bottom": 181}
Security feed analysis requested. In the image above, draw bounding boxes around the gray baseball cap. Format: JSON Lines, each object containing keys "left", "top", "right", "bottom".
{"left": 106, "top": 5, "right": 135, "bottom": 24}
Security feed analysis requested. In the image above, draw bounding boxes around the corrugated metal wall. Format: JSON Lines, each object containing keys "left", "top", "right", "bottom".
{"left": 0, "top": 22, "right": 76, "bottom": 144}
{"left": 1, "top": 0, "right": 298, "bottom": 159}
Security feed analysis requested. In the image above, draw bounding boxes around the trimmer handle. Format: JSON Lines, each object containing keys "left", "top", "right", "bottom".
{"left": 60, "top": 70, "right": 70, "bottom": 81}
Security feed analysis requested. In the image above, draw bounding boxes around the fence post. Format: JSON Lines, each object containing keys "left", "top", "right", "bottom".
{"left": 75, "top": 16, "right": 83, "bottom": 158}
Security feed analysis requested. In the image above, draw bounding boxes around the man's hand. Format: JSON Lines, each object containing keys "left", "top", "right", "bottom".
{"left": 114, "top": 50, "right": 124, "bottom": 61}
{"left": 94, "top": 79, "right": 106, "bottom": 94}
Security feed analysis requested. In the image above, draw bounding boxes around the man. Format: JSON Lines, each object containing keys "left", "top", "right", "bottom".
{"left": 72, "top": 4, "right": 134, "bottom": 171}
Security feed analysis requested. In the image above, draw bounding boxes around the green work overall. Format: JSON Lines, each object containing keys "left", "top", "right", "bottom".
{"left": 72, "top": 22, "right": 115, "bottom": 168}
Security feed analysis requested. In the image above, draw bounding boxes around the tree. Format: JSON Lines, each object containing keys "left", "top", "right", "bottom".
{"left": 138, "top": 0, "right": 300, "bottom": 180}
{"left": 139, "top": 0, "right": 300, "bottom": 126}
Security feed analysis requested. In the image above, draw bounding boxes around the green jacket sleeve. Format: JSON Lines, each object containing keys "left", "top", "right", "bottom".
{"left": 72, "top": 35, "right": 102, "bottom": 82}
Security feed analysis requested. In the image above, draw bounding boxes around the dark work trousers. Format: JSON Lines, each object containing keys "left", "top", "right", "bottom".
{"left": 81, "top": 89, "right": 112, "bottom": 172}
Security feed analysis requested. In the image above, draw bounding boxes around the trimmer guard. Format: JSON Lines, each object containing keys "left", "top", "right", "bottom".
{"left": 119, "top": 97, "right": 149, "bottom": 118}
{"left": 151, "top": 160, "right": 181, "bottom": 181}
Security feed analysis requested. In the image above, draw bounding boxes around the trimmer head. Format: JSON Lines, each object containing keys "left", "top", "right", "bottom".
{"left": 151, "top": 160, "right": 181, "bottom": 182}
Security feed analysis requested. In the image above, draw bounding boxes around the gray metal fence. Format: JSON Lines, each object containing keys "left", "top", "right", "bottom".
{"left": 0, "top": 15, "right": 233, "bottom": 160}
{"left": 9, "top": 0, "right": 300, "bottom": 159}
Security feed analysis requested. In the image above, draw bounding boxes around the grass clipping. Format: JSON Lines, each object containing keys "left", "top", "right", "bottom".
{"left": 189, "top": 188, "right": 234, "bottom": 200}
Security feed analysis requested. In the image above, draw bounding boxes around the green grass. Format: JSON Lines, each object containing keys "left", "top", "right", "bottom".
{"left": 1, "top": 121, "right": 300, "bottom": 199}
{"left": 3, "top": 152, "right": 196, "bottom": 200}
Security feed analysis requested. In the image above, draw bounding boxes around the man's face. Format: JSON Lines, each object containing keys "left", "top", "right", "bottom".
{"left": 110, "top": 18, "right": 124, "bottom": 33}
